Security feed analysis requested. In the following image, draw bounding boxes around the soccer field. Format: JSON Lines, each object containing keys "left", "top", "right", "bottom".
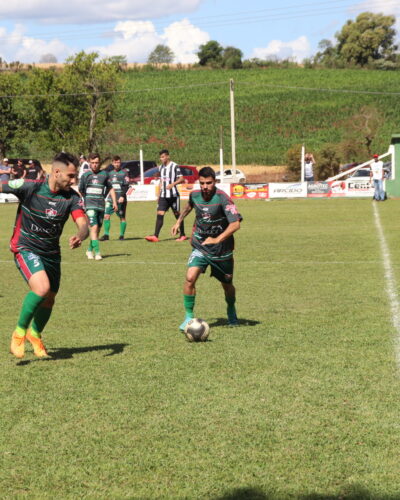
{"left": 1, "top": 198, "right": 400, "bottom": 499}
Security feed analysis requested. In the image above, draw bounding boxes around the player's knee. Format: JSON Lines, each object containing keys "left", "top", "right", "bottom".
{"left": 42, "top": 294, "right": 55, "bottom": 308}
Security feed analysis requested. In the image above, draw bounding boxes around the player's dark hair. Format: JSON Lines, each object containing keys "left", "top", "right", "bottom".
{"left": 53, "top": 152, "right": 79, "bottom": 168}
{"left": 159, "top": 149, "right": 169, "bottom": 156}
{"left": 199, "top": 166, "right": 216, "bottom": 179}
{"left": 112, "top": 155, "right": 121, "bottom": 161}
{"left": 88, "top": 152, "right": 100, "bottom": 161}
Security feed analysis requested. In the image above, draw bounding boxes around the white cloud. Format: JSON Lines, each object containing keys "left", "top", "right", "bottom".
{"left": 0, "top": 24, "right": 71, "bottom": 62}
{"left": 252, "top": 36, "right": 311, "bottom": 62}
{"left": 0, "top": 0, "right": 203, "bottom": 24}
{"left": 90, "top": 19, "right": 209, "bottom": 63}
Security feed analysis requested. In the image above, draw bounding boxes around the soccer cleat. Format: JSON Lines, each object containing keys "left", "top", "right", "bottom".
{"left": 99, "top": 234, "right": 109, "bottom": 241}
{"left": 176, "top": 235, "right": 188, "bottom": 242}
{"left": 95, "top": 253, "right": 102, "bottom": 261}
{"left": 179, "top": 317, "right": 193, "bottom": 332}
{"left": 86, "top": 250, "right": 94, "bottom": 260}
{"left": 145, "top": 235, "right": 159, "bottom": 242}
{"left": 118, "top": 235, "right": 124, "bottom": 241}
{"left": 227, "top": 312, "right": 239, "bottom": 327}
{"left": 10, "top": 331, "right": 25, "bottom": 358}
{"left": 26, "top": 331, "right": 49, "bottom": 358}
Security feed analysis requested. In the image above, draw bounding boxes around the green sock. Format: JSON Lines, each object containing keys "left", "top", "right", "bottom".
{"left": 92, "top": 240, "right": 100, "bottom": 254}
{"left": 88, "top": 240, "right": 93, "bottom": 251}
{"left": 17, "top": 291, "right": 45, "bottom": 331}
{"left": 225, "top": 295, "right": 236, "bottom": 317}
{"left": 31, "top": 306, "right": 53, "bottom": 339}
{"left": 104, "top": 219, "right": 111, "bottom": 236}
{"left": 120, "top": 221, "right": 127, "bottom": 236}
{"left": 183, "top": 294, "right": 195, "bottom": 318}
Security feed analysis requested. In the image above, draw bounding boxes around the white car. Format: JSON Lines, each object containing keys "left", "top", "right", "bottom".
{"left": 215, "top": 168, "right": 246, "bottom": 184}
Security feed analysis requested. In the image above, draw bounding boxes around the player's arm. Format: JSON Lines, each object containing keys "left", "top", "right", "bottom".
{"left": 109, "top": 187, "right": 118, "bottom": 211}
{"left": 202, "top": 220, "right": 240, "bottom": 246}
{"left": 172, "top": 202, "right": 193, "bottom": 236}
{"left": 69, "top": 215, "right": 89, "bottom": 249}
{"left": 167, "top": 166, "right": 185, "bottom": 189}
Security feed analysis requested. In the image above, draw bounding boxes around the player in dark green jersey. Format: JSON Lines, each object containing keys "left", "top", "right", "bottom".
{"left": 172, "top": 166, "right": 242, "bottom": 331}
{"left": 100, "top": 155, "right": 129, "bottom": 241}
{"left": 0, "top": 152, "right": 89, "bottom": 358}
{"left": 79, "top": 153, "right": 117, "bottom": 260}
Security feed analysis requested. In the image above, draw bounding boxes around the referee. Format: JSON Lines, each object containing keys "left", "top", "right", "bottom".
{"left": 145, "top": 149, "right": 187, "bottom": 242}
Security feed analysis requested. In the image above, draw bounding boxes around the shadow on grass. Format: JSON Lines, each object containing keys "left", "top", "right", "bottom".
{"left": 213, "top": 485, "right": 400, "bottom": 499}
{"left": 101, "top": 253, "right": 131, "bottom": 259}
{"left": 209, "top": 318, "right": 261, "bottom": 328}
{"left": 16, "top": 343, "right": 129, "bottom": 365}
{"left": 119, "top": 237, "right": 143, "bottom": 241}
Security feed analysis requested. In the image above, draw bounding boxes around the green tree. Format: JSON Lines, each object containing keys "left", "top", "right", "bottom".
{"left": 148, "top": 45, "right": 174, "bottom": 64}
{"left": 313, "top": 39, "right": 337, "bottom": 67}
{"left": 222, "top": 46, "right": 243, "bottom": 69}
{"left": 55, "top": 51, "right": 121, "bottom": 154}
{"left": 285, "top": 144, "right": 302, "bottom": 181}
{"left": 336, "top": 12, "right": 397, "bottom": 66}
{"left": 315, "top": 146, "right": 341, "bottom": 180}
{"left": 0, "top": 73, "right": 22, "bottom": 157}
{"left": 197, "top": 40, "right": 223, "bottom": 66}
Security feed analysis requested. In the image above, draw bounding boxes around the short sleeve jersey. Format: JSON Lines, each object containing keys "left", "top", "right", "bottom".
{"left": 79, "top": 169, "right": 112, "bottom": 211}
{"left": 371, "top": 161, "right": 384, "bottom": 180}
{"left": 159, "top": 162, "right": 182, "bottom": 198}
{"left": 189, "top": 188, "right": 242, "bottom": 258}
{"left": 2, "top": 178, "right": 85, "bottom": 256}
{"left": 107, "top": 169, "right": 129, "bottom": 199}
{"left": 25, "top": 164, "right": 42, "bottom": 180}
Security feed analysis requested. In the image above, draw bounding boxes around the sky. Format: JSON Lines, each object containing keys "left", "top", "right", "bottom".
{"left": 0, "top": 0, "right": 399, "bottom": 64}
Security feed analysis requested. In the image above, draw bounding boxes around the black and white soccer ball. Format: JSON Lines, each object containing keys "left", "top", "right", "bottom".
{"left": 184, "top": 318, "right": 210, "bottom": 342}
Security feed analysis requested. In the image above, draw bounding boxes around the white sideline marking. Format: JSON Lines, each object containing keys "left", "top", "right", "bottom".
{"left": 0, "top": 259, "right": 383, "bottom": 265}
{"left": 373, "top": 203, "right": 400, "bottom": 368}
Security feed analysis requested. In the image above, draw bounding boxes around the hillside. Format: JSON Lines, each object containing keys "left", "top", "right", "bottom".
{"left": 106, "top": 67, "right": 400, "bottom": 166}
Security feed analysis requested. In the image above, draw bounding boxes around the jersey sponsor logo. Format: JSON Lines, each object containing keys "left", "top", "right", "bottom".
{"left": 31, "top": 223, "right": 60, "bottom": 235}
{"left": 27, "top": 252, "right": 40, "bottom": 267}
{"left": 225, "top": 204, "right": 238, "bottom": 215}
{"left": 45, "top": 208, "right": 58, "bottom": 218}
{"left": 48, "top": 201, "right": 57, "bottom": 206}
{"left": 112, "top": 183, "right": 121, "bottom": 189}
{"left": 87, "top": 187, "right": 103, "bottom": 194}
{"left": 8, "top": 179, "right": 24, "bottom": 189}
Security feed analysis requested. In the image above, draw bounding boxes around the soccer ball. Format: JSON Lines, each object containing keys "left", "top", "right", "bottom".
{"left": 184, "top": 318, "right": 210, "bottom": 342}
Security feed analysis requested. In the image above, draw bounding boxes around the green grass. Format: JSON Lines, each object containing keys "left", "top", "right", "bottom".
{"left": 1, "top": 198, "right": 400, "bottom": 498}
{"left": 107, "top": 67, "right": 400, "bottom": 165}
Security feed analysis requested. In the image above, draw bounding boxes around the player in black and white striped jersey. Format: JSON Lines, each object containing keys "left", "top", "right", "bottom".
{"left": 145, "top": 149, "right": 187, "bottom": 242}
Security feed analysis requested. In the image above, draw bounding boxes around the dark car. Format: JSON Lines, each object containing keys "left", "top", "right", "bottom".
{"left": 130, "top": 165, "right": 199, "bottom": 185}
{"left": 105, "top": 160, "right": 157, "bottom": 183}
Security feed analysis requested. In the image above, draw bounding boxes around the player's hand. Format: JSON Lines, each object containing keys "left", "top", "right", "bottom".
{"left": 69, "top": 235, "right": 82, "bottom": 249}
{"left": 166, "top": 183, "right": 174, "bottom": 190}
{"left": 171, "top": 223, "right": 180, "bottom": 236}
{"left": 118, "top": 196, "right": 124, "bottom": 203}
{"left": 113, "top": 202, "right": 118, "bottom": 212}
{"left": 202, "top": 237, "right": 217, "bottom": 245}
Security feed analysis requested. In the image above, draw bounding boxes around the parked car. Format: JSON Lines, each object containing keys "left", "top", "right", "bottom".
{"left": 105, "top": 160, "right": 157, "bottom": 183}
{"left": 131, "top": 165, "right": 199, "bottom": 185}
{"left": 215, "top": 168, "right": 246, "bottom": 184}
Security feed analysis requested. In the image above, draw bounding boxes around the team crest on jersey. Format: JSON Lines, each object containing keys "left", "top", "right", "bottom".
{"left": 92, "top": 179, "right": 99, "bottom": 184}
{"left": 8, "top": 179, "right": 24, "bottom": 189}
{"left": 225, "top": 204, "right": 238, "bottom": 215}
{"left": 46, "top": 208, "right": 58, "bottom": 218}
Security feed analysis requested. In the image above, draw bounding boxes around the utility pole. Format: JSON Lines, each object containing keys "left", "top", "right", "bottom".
{"left": 230, "top": 79, "right": 237, "bottom": 182}
{"left": 220, "top": 126, "right": 224, "bottom": 182}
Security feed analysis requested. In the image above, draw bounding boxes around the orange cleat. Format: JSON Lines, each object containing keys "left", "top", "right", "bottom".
{"left": 10, "top": 331, "right": 25, "bottom": 358}
{"left": 176, "top": 235, "right": 188, "bottom": 242}
{"left": 145, "top": 235, "right": 159, "bottom": 242}
{"left": 26, "top": 331, "right": 49, "bottom": 358}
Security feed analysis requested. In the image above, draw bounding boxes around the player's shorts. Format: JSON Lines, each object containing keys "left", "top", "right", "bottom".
{"left": 157, "top": 196, "right": 180, "bottom": 213}
{"left": 85, "top": 208, "right": 104, "bottom": 228}
{"left": 187, "top": 249, "right": 234, "bottom": 284}
{"left": 105, "top": 199, "right": 127, "bottom": 218}
{"left": 14, "top": 250, "right": 61, "bottom": 293}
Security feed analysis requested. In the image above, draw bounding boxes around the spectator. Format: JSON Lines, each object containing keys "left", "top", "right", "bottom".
{"left": 78, "top": 154, "right": 90, "bottom": 180}
{"left": 370, "top": 154, "right": 385, "bottom": 201}
{"left": 304, "top": 153, "right": 315, "bottom": 182}
{"left": 11, "top": 160, "right": 26, "bottom": 180}
{"left": 0, "top": 158, "right": 11, "bottom": 182}
{"left": 25, "top": 159, "right": 44, "bottom": 180}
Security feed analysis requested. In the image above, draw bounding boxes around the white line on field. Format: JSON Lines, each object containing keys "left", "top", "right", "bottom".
{"left": 0, "top": 259, "right": 383, "bottom": 265}
{"left": 373, "top": 203, "right": 400, "bottom": 369}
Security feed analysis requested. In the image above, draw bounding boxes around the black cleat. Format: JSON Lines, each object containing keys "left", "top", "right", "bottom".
{"left": 119, "top": 235, "right": 124, "bottom": 241}
{"left": 99, "top": 234, "right": 109, "bottom": 241}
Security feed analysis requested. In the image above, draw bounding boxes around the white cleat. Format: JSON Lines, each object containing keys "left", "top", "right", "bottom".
{"left": 86, "top": 250, "right": 94, "bottom": 260}
{"left": 95, "top": 253, "right": 103, "bottom": 261}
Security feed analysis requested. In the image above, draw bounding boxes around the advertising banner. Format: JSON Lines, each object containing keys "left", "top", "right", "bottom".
{"left": 126, "top": 184, "right": 157, "bottom": 201}
{"left": 269, "top": 182, "right": 307, "bottom": 199}
{"left": 307, "top": 182, "right": 331, "bottom": 197}
{"left": 328, "top": 179, "right": 376, "bottom": 197}
{"left": 178, "top": 183, "right": 199, "bottom": 200}
{"left": 0, "top": 193, "right": 18, "bottom": 203}
{"left": 231, "top": 183, "right": 269, "bottom": 199}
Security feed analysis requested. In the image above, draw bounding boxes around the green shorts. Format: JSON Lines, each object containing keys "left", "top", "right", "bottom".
{"left": 15, "top": 250, "right": 61, "bottom": 293}
{"left": 187, "top": 249, "right": 234, "bottom": 284}
{"left": 86, "top": 208, "right": 104, "bottom": 228}
{"left": 105, "top": 199, "right": 127, "bottom": 218}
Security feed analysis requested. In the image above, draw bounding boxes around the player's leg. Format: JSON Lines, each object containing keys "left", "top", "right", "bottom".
{"left": 210, "top": 257, "right": 238, "bottom": 326}
{"left": 173, "top": 198, "right": 187, "bottom": 241}
{"left": 180, "top": 250, "right": 207, "bottom": 330}
{"left": 90, "top": 211, "right": 104, "bottom": 260}
{"left": 11, "top": 252, "right": 50, "bottom": 358}
{"left": 221, "top": 281, "right": 239, "bottom": 327}
{"left": 100, "top": 201, "right": 113, "bottom": 240}
{"left": 118, "top": 201, "right": 127, "bottom": 240}
{"left": 146, "top": 199, "right": 166, "bottom": 242}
